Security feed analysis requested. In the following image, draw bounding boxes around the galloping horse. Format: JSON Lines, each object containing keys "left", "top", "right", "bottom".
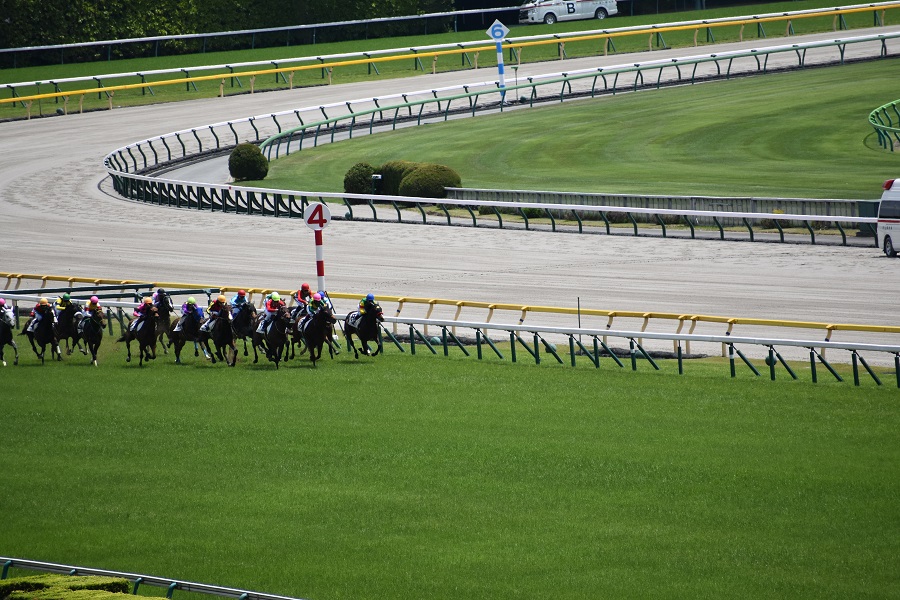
{"left": 199, "top": 309, "right": 237, "bottom": 366}
{"left": 76, "top": 308, "right": 106, "bottom": 366}
{"left": 25, "top": 312, "right": 62, "bottom": 364}
{"left": 300, "top": 305, "right": 338, "bottom": 367}
{"left": 155, "top": 293, "right": 176, "bottom": 354}
{"left": 343, "top": 300, "right": 384, "bottom": 359}
{"left": 0, "top": 310, "right": 18, "bottom": 366}
{"left": 252, "top": 305, "right": 291, "bottom": 368}
{"left": 231, "top": 302, "right": 258, "bottom": 357}
{"left": 167, "top": 312, "right": 209, "bottom": 364}
{"left": 118, "top": 306, "right": 159, "bottom": 366}
{"left": 54, "top": 301, "right": 82, "bottom": 355}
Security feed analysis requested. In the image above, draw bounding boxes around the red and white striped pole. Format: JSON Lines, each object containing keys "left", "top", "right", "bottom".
{"left": 304, "top": 202, "right": 332, "bottom": 292}
{"left": 314, "top": 228, "right": 325, "bottom": 292}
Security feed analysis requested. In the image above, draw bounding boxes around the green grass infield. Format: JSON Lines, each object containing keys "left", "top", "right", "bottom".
{"left": 258, "top": 59, "right": 900, "bottom": 199}
{"left": 2, "top": 336, "right": 899, "bottom": 599}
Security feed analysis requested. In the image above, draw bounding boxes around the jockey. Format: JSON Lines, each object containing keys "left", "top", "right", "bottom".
{"left": 78, "top": 296, "right": 102, "bottom": 332}
{"left": 296, "top": 283, "right": 312, "bottom": 305}
{"left": 152, "top": 288, "right": 170, "bottom": 310}
{"left": 0, "top": 298, "right": 14, "bottom": 327}
{"left": 291, "top": 284, "right": 312, "bottom": 319}
{"left": 305, "top": 293, "right": 327, "bottom": 318}
{"left": 257, "top": 292, "right": 285, "bottom": 333}
{"left": 201, "top": 295, "right": 228, "bottom": 332}
{"left": 82, "top": 296, "right": 102, "bottom": 317}
{"left": 318, "top": 290, "right": 334, "bottom": 311}
{"left": 358, "top": 293, "right": 375, "bottom": 314}
{"left": 174, "top": 297, "right": 204, "bottom": 332}
{"left": 230, "top": 289, "right": 249, "bottom": 317}
{"left": 129, "top": 297, "right": 154, "bottom": 331}
{"left": 54, "top": 293, "right": 74, "bottom": 317}
{"left": 26, "top": 298, "right": 55, "bottom": 333}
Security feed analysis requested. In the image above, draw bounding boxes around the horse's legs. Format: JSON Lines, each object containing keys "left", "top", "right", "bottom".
{"left": 125, "top": 338, "right": 132, "bottom": 362}
{"left": 242, "top": 337, "right": 249, "bottom": 357}
{"left": 28, "top": 334, "right": 40, "bottom": 359}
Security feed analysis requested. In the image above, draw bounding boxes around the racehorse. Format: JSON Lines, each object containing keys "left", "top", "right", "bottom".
{"left": 343, "top": 300, "right": 384, "bottom": 359}
{"left": 54, "top": 301, "right": 82, "bottom": 355}
{"left": 25, "top": 312, "right": 62, "bottom": 364}
{"left": 252, "top": 305, "right": 291, "bottom": 369}
{"left": 198, "top": 309, "right": 237, "bottom": 366}
{"left": 231, "top": 302, "right": 258, "bottom": 357}
{"left": 167, "top": 312, "right": 210, "bottom": 364}
{"left": 299, "top": 305, "right": 338, "bottom": 367}
{"left": 118, "top": 306, "right": 159, "bottom": 366}
{"left": 155, "top": 293, "right": 176, "bottom": 354}
{"left": 53, "top": 302, "right": 81, "bottom": 354}
{"left": 0, "top": 311, "right": 18, "bottom": 366}
{"left": 76, "top": 308, "right": 106, "bottom": 366}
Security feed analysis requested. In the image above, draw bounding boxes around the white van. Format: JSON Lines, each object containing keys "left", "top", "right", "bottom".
{"left": 878, "top": 179, "right": 900, "bottom": 257}
{"left": 519, "top": 0, "right": 618, "bottom": 25}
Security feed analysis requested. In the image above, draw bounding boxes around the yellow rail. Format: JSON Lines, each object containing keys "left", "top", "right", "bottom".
{"left": 2, "top": 4, "right": 897, "bottom": 109}
{"left": 3, "top": 272, "right": 898, "bottom": 357}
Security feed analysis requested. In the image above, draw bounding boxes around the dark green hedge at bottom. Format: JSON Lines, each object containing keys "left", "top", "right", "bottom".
{"left": 1, "top": 575, "right": 129, "bottom": 600}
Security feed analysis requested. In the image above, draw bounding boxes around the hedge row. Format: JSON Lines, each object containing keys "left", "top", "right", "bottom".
{"left": 0, "top": 575, "right": 129, "bottom": 600}
{"left": 344, "top": 161, "right": 461, "bottom": 201}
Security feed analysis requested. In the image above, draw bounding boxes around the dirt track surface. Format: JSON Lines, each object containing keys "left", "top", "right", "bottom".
{"left": 1, "top": 27, "right": 898, "bottom": 360}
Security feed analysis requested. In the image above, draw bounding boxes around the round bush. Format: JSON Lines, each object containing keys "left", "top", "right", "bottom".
{"left": 343, "top": 162, "right": 376, "bottom": 194}
{"left": 228, "top": 143, "right": 268, "bottom": 181}
{"left": 398, "top": 164, "right": 461, "bottom": 199}
{"left": 377, "top": 160, "right": 420, "bottom": 196}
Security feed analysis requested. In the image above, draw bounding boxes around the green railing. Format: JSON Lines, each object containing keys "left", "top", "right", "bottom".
{"left": 870, "top": 97, "right": 900, "bottom": 150}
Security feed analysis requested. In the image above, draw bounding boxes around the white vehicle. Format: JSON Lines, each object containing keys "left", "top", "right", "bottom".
{"left": 877, "top": 178, "right": 900, "bottom": 257}
{"left": 519, "top": 0, "right": 618, "bottom": 25}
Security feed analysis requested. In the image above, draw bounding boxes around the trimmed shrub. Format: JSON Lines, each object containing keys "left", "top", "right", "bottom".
{"left": 1, "top": 575, "right": 129, "bottom": 600}
{"left": 377, "top": 160, "right": 419, "bottom": 196}
{"left": 228, "top": 143, "right": 268, "bottom": 181}
{"left": 343, "top": 162, "right": 376, "bottom": 202}
{"left": 8, "top": 589, "right": 129, "bottom": 600}
{"left": 398, "top": 164, "right": 461, "bottom": 199}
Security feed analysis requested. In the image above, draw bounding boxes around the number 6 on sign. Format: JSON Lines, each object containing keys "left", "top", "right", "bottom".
{"left": 304, "top": 202, "right": 331, "bottom": 230}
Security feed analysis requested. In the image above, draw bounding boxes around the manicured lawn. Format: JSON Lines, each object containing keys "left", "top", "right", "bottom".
{"left": 258, "top": 59, "right": 899, "bottom": 199}
{"left": 2, "top": 339, "right": 898, "bottom": 599}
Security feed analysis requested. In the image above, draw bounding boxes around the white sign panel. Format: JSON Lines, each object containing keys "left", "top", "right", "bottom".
{"left": 304, "top": 202, "right": 332, "bottom": 230}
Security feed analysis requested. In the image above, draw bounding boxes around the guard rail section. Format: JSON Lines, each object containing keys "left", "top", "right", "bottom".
{"left": 381, "top": 316, "right": 900, "bottom": 387}
{"left": 870, "top": 96, "right": 900, "bottom": 150}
